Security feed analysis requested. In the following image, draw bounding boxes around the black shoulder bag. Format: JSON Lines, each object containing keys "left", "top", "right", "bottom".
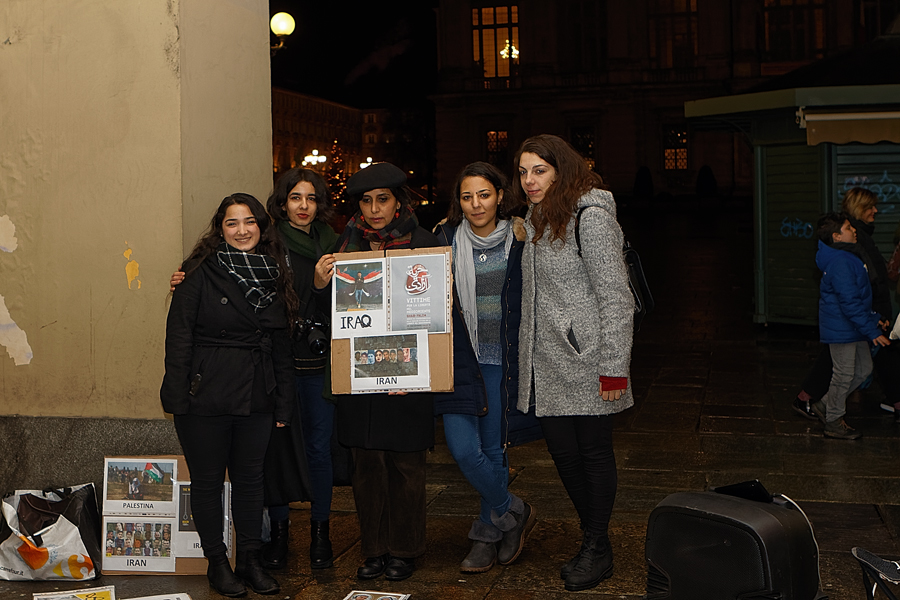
{"left": 574, "top": 206, "right": 654, "bottom": 332}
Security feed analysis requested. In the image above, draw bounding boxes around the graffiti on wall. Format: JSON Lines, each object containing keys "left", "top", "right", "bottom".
{"left": 780, "top": 217, "right": 814, "bottom": 239}
{"left": 0, "top": 215, "right": 33, "bottom": 365}
{"left": 842, "top": 170, "right": 899, "bottom": 213}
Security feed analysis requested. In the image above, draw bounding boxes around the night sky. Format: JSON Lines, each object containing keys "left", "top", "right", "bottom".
{"left": 268, "top": 0, "right": 439, "bottom": 108}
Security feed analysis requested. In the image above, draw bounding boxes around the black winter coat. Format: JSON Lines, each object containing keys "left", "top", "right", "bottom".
{"left": 160, "top": 257, "right": 294, "bottom": 424}
{"left": 334, "top": 225, "right": 440, "bottom": 452}
{"left": 283, "top": 227, "right": 335, "bottom": 374}
{"left": 433, "top": 220, "right": 542, "bottom": 447}
{"left": 850, "top": 217, "right": 892, "bottom": 321}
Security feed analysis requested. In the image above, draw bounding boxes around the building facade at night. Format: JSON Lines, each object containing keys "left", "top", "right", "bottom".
{"left": 271, "top": 88, "right": 363, "bottom": 180}
{"left": 431, "top": 0, "right": 899, "bottom": 199}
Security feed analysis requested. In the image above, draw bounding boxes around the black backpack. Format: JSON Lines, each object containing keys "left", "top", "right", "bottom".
{"left": 574, "top": 206, "right": 655, "bottom": 332}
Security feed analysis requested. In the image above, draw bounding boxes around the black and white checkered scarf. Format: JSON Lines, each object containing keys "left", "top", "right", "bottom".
{"left": 216, "top": 242, "right": 280, "bottom": 312}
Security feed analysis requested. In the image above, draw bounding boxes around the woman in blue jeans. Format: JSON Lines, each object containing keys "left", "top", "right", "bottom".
{"left": 434, "top": 162, "right": 536, "bottom": 573}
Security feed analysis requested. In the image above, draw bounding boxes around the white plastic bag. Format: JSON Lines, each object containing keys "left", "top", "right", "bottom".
{"left": 0, "top": 484, "right": 100, "bottom": 580}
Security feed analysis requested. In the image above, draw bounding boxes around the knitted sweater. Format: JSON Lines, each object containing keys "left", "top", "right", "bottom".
{"left": 518, "top": 188, "right": 634, "bottom": 417}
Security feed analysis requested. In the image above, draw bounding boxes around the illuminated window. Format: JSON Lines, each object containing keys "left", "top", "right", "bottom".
{"left": 365, "top": 134, "right": 377, "bottom": 145}
{"left": 649, "top": 0, "right": 698, "bottom": 69}
{"left": 472, "top": 5, "right": 519, "bottom": 78}
{"left": 856, "top": 0, "right": 900, "bottom": 43}
{"left": 486, "top": 130, "right": 509, "bottom": 167}
{"left": 762, "top": 0, "right": 826, "bottom": 62}
{"left": 663, "top": 127, "right": 688, "bottom": 171}
{"left": 571, "top": 127, "right": 596, "bottom": 171}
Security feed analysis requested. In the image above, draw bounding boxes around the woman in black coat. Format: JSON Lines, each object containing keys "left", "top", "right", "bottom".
{"left": 161, "top": 193, "right": 298, "bottom": 597}
{"left": 333, "top": 162, "right": 439, "bottom": 582}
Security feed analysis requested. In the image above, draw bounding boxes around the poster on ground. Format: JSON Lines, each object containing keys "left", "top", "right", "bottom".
{"left": 101, "top": 517, "right": 176, "bottom": 572}
{"left": 102, "top": 459, "right": 177, "bottom": 516}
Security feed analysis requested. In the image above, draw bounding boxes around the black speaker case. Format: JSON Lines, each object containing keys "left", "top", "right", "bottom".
{"left": 645, "top": 491, "right": 823, "bottom": 600}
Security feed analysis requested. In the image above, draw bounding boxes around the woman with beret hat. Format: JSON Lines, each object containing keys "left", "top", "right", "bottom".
{"left": 333, "top": 162, "right": 439, "bottom": 582}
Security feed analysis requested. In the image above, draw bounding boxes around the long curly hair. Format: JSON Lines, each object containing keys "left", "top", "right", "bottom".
{"left": 184, "top": 193, "right": 299, "bottom": 329}
{"left": 266, "top": 167, "right": 335, "bottom": 225}
{"left": 445, "top": 161, "right": 514, "bottom": 228}
{"left": 513, "top": 134, "right": 605, "bottom": 244}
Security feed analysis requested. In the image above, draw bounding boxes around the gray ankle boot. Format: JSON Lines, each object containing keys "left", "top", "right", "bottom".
{"left": 460, "top": 520, "right": 501, "bottom": 573}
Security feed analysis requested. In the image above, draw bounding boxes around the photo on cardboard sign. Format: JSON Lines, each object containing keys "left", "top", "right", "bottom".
{"left": 103, "top": 458, "right": 177, "bottom": 516}
{"left": 173, "top": 482, "right": 232, "bottom": 558}
{"left": 351, "top": 330, "right": 430, "bottom": 392}
{"left": 388, "top": 253, "right": 450, "bottom": 333}
{"left": 332, "top": 259, "right": 388, "bottom": 339}
{"left": 102, "top": 516, "right": 176, "bottom": 572}
{"left": 334, "top": 261, "right": 385, "bottom": 312}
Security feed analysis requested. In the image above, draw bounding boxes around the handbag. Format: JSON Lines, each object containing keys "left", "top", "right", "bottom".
{"left": 574, "top": 206, "right": 655, "bottom": 332}
{"left": 0, "top": 483, "right": 102, "bottom": 580}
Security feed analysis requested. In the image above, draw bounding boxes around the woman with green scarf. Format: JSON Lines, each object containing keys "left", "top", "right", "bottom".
{"left": 261, "top": 168, "right": 340, "bottom": 571}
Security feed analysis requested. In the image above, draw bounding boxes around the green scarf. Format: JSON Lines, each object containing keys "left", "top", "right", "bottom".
{"left": 278, "top": 219, "right": 339, "bottom": 260}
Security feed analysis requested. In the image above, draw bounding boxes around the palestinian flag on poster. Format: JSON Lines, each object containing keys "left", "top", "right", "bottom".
{"left": 145, "top": 462, "right": 164, "bottom": 483}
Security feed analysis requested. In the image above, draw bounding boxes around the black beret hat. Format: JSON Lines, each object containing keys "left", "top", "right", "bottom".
{"left": 346, "top": 162, "right": 407, "bottom": 196}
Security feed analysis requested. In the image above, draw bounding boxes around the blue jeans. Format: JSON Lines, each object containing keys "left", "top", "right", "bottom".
{"left": 269, "top": 374, "right": 334, "bottom": 522}
{"left": 443, "top": 364, "right": 510, "bottom": 530}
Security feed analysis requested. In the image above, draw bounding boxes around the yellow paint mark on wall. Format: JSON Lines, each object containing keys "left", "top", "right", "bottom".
{"left": 123, "top": 244, "right": 141, "bottom": 290}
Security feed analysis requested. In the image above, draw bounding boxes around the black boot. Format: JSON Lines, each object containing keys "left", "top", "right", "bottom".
{"left": 207, "top": 553, "right": 246, "bottom": 598}
{"left": 310, "top": 519, "right": 334, "bottom": 569}
{"left": 564, "top": 534, "right": 613, "bottom": 592}
{"left": 261, "top": 519, "right": 289, "bottom": 570}
{"left": 235, "top": 549, "right": 281, "bottom": 595}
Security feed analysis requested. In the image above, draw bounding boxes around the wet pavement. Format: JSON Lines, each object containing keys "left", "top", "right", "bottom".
{"left": 8, "top": 199, "right": 900, "bottom": 599}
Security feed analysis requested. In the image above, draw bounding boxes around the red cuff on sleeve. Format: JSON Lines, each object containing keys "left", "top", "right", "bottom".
{"left": 598, "top": 376, "right": 627, "bottom": 391}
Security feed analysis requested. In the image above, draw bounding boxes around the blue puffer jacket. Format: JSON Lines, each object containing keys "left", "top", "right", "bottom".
{"left": 433, "top": 219, "right": 541, "bottom": 447}
{"left": 816, "top": 240, "right": 882, "bottom": 344}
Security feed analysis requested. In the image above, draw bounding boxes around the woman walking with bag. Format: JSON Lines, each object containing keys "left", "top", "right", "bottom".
{"left": 433, "top": 162, "right": 537, "bottom": 573}
{"left": 161, "top": 193, "right": 298, "bottom": 597}
{"left": 515, "top": 134, "right": 634, "bottom": 591}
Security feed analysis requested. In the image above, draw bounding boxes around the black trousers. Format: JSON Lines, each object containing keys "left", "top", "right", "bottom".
{"left": 174, "top": 412, "right": 273, "bottom": 557}
{"left": 351, "top": 448, "right": 427, "bottom": 559}
{"left": 540, "top": 415, "right": 617, "bottom": 539}
{"left": 801, "top": 342, "right": 900, "bottom": 404}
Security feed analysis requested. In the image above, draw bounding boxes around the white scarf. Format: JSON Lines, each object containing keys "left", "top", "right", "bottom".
{"left": 452, "top": 218, "right": 513, "bottom": 361}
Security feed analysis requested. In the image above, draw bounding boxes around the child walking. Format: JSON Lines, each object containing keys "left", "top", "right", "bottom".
{"left": 812, "top": 212, "right": 890, "bottom": 440}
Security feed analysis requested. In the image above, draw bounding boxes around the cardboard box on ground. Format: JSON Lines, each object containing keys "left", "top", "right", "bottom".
{"left": 101, "top": 455, "right": 233, "bottom": 576}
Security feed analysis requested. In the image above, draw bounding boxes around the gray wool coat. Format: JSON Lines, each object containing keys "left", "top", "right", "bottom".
{"left": 518, "top": 188, "right": 634, "bottom": 417}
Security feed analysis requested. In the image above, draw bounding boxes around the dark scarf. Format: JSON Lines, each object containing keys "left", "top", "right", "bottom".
{"left": 278, "top": 219, "right": 339, "bottom": 260}
{"left": 338, "top": 205, "right": 419, "bottom": 252}
{"left": 832, "top": 241, "right": 877, "bottom": 283}
{"left": 216, "top": 242, "right": 279, "bottom": 312}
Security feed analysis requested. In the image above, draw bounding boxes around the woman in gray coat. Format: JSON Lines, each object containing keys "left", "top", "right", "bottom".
{"left": 514, "top": 134, "right": 634, "bottom": 592}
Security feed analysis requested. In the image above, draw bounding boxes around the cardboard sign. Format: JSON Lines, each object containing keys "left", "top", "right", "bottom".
{"left": 331, "top": 247, "right": 453, "bottom": 394}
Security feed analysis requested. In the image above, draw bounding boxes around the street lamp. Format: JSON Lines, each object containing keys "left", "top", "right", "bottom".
{"left": 359, "top": 157, "right": 373, "bottom": 169}
{"left": 302, "top": 149, "right": 326, "bottom": 169}
{"left": 270, "top": 12, "right": 295, "bottom": 55}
